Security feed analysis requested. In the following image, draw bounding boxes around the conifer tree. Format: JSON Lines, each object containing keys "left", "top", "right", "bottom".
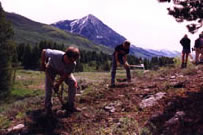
{"left": 0, "top": 2, "right": 15, "bottom": 97}
{"left": 158, "top": 0, "right": 203, "bottom": 33}
{"left": 22, "top": 44, "right": 32, "bottom": 69}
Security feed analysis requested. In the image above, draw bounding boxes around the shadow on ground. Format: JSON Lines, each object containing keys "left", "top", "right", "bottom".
{"left": 23, "top": 109, "right": 59, "bottom": 135}
{"left": 147, "top": 87, "right": 203, "bottom": 135}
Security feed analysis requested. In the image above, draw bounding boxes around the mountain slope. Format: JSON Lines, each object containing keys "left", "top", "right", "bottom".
{"left": 6, "top": 12, "right": 179, "bottom": 58}
{"left": 52, "top": 14, "right": 158, "bottom": 58}
{"left": 52, "top": 14, "right": 180, "bottom": 58}
{"left": 52, "top": 14, "right": 126, "bottom": 48}
{"left": 6, "top": 12, "right": 112, "bottom": 53}
{"left": 130, "top": 46, "right": 160, "bottom": 58}
{"left": 146, "top": 49, "right": 180, "bottom": 57}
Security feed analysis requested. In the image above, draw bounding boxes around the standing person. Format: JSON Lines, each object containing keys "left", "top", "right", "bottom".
{"left": 111, "top": 40, "right": 131, "bottom": 87}
{"left": 180, "top": 34, "right": 191, "bottom": 68}
{"left": 41, "top": 46, "right": 80, "bottom": 114}
{"left": 194, "top": 33, "right": 203, "bottom": 64}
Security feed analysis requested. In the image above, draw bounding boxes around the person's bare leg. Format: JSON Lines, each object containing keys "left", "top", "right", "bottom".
{"left": 181, "top": 53, "right": 185, "bottom": 68}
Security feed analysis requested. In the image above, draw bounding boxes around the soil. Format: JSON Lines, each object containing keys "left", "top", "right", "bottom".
{"left": 2, "top": 65, "right": 203, "bottom": 135}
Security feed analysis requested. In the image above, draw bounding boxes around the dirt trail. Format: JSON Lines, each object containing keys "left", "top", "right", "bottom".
{"left": 3, "top": 65, "right": 203, "bottom": 135}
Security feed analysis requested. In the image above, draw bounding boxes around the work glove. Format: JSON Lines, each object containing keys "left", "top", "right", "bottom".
{"left": 40, "top": 64, "right": 46, "bottom": 71}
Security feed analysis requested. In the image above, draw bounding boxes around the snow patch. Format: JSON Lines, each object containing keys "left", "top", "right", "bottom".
{"left": 96, "top": 35, "right": 103, "bottom": 39}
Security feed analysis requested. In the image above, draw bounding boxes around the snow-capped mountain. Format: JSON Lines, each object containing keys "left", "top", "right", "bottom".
{"left": 52, "top": 14, "right": 180, "bottom": 58}
{"left": 146, "top": 49, "right": 181, "bottom": 58}
{"left": 52, "top": 14, "right": 126, "bottom": 48}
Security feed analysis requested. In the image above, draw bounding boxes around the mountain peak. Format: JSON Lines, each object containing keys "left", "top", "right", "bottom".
{"left": 51, "top": 14, "right": 126, "bottom": 47}
{"left": 82, "top": 14, "right": 100, "bottom": 25}
{"left": 87, "top": 14, "right": 97, "bottom": 20}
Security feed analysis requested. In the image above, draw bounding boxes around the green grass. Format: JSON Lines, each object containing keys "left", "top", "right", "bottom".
{"left": 0, "top": 115, "right": 10, "bottom": 129}
{"left": 10, "top": 88, "right": 43, "bottom": 99}
{"left": 0, "top": 68, "right": 143, "bottom": 130}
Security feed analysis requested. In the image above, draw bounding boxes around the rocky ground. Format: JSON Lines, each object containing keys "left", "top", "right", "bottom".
{"left": 2, "top": 65, "right": 203, "bottom": 135}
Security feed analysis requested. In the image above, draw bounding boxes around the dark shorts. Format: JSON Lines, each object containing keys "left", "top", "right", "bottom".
{"left": 182, "top": 49, "right": 190, "bottom": 54}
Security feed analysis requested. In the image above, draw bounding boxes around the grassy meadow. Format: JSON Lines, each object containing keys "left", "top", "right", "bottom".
{"left": 0, "top": 68, "right": 137, "bottom": 129}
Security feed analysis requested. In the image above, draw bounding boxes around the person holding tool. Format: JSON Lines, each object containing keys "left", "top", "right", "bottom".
{"left": 110, "top": 40, "right": 131, "bottom": 87}
{"left": 41, "top": 46, "right": 80, "bottom": 115}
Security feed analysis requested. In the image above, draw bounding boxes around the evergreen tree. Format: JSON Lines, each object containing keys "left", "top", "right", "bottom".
{"left": 0, "top": 2, "right": 15, "bottom": 97}
{"left": 16, "top": 43, "right": 26, "bottom": 62}
{"left": 32, "top": 45, "right": 40, "bottom": 69}
{"left": 102, "top": 61, "right": 111, "bottom": 71}
{"left": 158, "top": 0, "right": 203, "bottom": 33}
{"left": 22, "top": 44, "right": 33, "bottom": 69}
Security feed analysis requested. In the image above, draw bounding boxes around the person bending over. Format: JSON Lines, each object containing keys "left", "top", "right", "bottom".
{"left": 111, "top": 40, "right": 131, "bottom": 87}
{"left": 41, "top": 46, "right": 80, "bottom": 114}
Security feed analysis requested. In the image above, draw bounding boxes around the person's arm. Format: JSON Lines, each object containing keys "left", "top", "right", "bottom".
{"left": 41, "top": 49, "right": 46, "bottom": 71}
{"left": 54, "top": 62, "right": 77, "bottom": 89}
{"left": 123, "top": 55, "right": 127, "bottom": 63}
{"left": 115, "top": 51, "right": 120, "bottom": 66}
{"left": 54, "top": 73, "right": 78, "bottom": 90}
{"left": 123, "top": 55, "right": 129, "bottom": 67}
{"left": 54, "top": 73, "right": 69, "bottom": 92}
{"left": 180, "top": 38, "right": 183, "bottom": 46}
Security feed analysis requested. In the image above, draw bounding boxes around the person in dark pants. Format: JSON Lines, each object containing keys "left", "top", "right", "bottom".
{"left": 180, "top": 34, "right": 191, "bottom": 68}
{"left": 111, "top": 40, "right": 131, "bottom": 87}
{"left": 194, "top": 34, "right": 203, "bottom": 64}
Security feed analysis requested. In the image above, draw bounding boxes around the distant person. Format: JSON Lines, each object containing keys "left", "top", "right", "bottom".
{"left": 194, "top": 33, "right": 203, "bottom": 64}
{"left": 41, "top": 46, "right": 80, "bottom": 115}
{"left": 180, "top": 34, "right": 191, "bottom": 68}
{"left": 110, "top": 40, "right": 131, "bottom": 87}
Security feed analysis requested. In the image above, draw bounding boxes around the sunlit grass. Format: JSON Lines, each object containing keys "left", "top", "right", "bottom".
{"left": 0, "top": 115, "right": 10, "bottom": 129}
{"left": 0, "top": 68, "right": 147, "bottom": 130}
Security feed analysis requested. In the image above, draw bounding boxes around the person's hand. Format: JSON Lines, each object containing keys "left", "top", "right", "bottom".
{"left": 124, "top": 62, "right": 129, "bottom": 68}
{"left": 74, "top": 81, "right": 78, "bottom": 88}
{"left": 116, "top": 61, "right": 120, "bottom": 66}
{"left": 40, "top": 64, "right": 46, "bottom": 71}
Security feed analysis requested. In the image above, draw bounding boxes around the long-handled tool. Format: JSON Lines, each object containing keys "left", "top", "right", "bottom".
{"left": 129, "top": 64, "right": 145, "bottom": 70}
{"left": 117, "top": 64, "right": 145, "bottom": 70}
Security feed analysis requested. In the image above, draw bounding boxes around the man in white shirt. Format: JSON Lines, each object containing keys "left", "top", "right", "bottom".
{"left": 41, "top": 46, "right": 80, "bottom": 115}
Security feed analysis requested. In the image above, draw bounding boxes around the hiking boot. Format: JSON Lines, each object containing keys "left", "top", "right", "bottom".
{"left": 62, "top": 103, "right": 81, "bottom": 112}
{"left": 109, "top": 84, "right": 116, "bottom": 88}
{"left": 181, "top": 63, "right": 184, "bottom": 69}
{"left": 68, "top": 107, "right": 81, "bottom": 113}
{"left": 61, "top": 103, "right": 68, "bottom": 110}
{"left": 56, "top": 109, "right": 68, "bottom": 117}
{"left": 45, "top": 107, "right": 52, "bottom": 116}
{"left": 127, "top": 79, "right": 131, "bottom": 82}
{"left": 184, "top": 63, "right": 187, "bottom": 68}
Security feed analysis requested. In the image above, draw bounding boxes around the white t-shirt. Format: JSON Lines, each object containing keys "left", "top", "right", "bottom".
{"left": 45, "top": 49, "right": 76, "bottom": 75}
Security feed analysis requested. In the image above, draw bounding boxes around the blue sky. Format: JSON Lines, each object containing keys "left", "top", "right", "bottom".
{"left": 1, "top": 0, "right": 201, "bottom": 52}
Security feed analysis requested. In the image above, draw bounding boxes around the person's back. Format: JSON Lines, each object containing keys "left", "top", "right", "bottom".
{"left": 195, "top": 38, "right": 201, "bottom": 49}
{"left": 200, "top": 38, "right": 203, "bottom": 47}
{"left": 180, "top": 36, "right": 191, "bottom": 50}
{"left": 180, "top": 34, "right": 191, "bottom": 68}
{"left": 194, "top": 34, "right": 203, "bottom": 64}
